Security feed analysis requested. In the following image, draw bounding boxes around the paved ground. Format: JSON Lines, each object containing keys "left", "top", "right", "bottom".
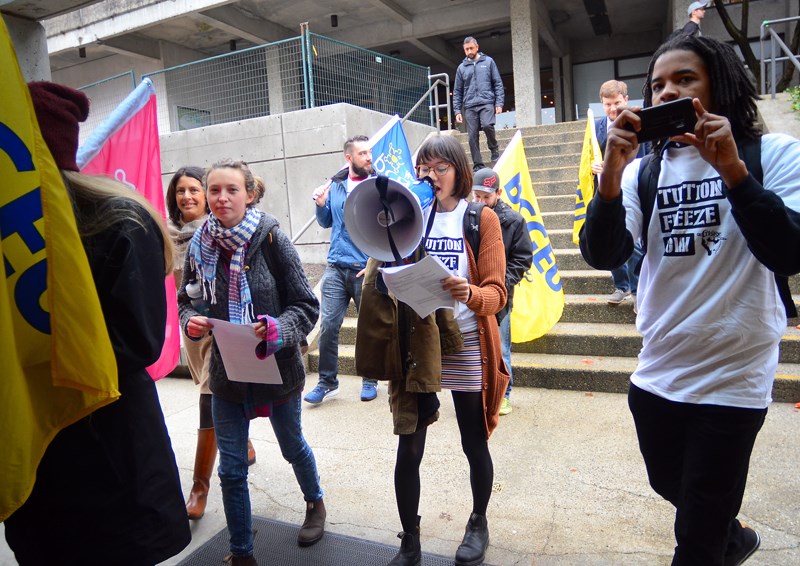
{"left": 3, "top": 375, "right": 797, "bottom": 565}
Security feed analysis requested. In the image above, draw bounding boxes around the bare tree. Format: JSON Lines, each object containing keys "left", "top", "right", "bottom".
{"left": 776, "top": 2, "right": 800, "bottom": 92}
{"left": 713, "top": 0, "right": 760, "bottom": 86}
{"left": 714, "top": 0, "right": 799, "bottom": 92}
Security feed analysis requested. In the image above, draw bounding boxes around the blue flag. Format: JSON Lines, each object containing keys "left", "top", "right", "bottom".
{"left": 369, "top": 115, "right": 415, "bottom": 187}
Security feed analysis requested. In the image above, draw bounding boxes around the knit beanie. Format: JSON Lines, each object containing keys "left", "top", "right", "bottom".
{"left": 27, "top": 81, "right": 90, "bottom": 172}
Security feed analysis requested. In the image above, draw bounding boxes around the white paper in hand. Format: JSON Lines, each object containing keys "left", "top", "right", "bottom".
{"left": 378, "top": 255, "right": 456, "bottom": 318}
{"left": 210, "top": 318, "right": 283, "bottom": 384}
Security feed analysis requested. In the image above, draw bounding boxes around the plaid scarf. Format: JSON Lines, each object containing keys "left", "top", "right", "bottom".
{"left": 188, "top": 207, "right": 262, "bottom": 324}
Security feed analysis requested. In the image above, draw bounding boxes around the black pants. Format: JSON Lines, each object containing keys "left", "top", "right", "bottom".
{"left": 628, "top": 384, "right": 766, "bottom": 566}
{"left": 465, "top": 104, "right": 498, "bottom": 167}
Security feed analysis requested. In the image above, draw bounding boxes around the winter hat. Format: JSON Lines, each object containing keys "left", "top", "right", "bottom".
{"left": 27, "top": 81, "right": 90, "bottom": 172}
{"left": 472, "top": 168, "right": 500, "bottom": 193}
{"left": 687, "top": 2, "right": 710, "bottom": 16}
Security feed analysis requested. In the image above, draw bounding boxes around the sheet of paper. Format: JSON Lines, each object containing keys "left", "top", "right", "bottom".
{"left": 378, "top": 255, "right": 456, "bottom": 319}
{"left": 209, "top": 318, "right": 283, "bottom": 384}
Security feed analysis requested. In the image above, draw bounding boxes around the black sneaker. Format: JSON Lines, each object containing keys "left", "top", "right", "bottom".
{"left": 490, "top": 149, "right": 500, "bottom": 161}
{"left": 724, "top": 522, "right": 761, "bottom": 566}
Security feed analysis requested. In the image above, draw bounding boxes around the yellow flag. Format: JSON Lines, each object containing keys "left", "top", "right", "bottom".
{"left": 495, "top": 130, "right": 564, "bottom": 342}
{"left": 572, "top": 109, "right": 602, "bottom": 244}
{"left": 0, "top": 20, "right": 118, "bottom": 521}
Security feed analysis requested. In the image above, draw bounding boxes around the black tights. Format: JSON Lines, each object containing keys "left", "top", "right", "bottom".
{"left": 394, "top": 391, "right": 493, "bottom": 533}
{"left": 199, "top": 393, "right": 213, "bottom": 429}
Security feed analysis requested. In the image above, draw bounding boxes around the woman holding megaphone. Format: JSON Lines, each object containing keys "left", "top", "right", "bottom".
{"left": 356, "top": 135, "right": 509, "bottom": 566}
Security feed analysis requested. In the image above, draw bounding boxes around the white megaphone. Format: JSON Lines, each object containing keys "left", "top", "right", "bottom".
{"left": 344, "top": 175, "right": 435, "bottom": 262}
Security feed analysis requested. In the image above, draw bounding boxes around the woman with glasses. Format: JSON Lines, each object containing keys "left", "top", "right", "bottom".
{"left": 356, "top": 135, "right": 509, "bottom": 566}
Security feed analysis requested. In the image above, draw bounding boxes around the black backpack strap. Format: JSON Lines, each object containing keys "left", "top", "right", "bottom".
{"left": 637, "top": 138, "right": 796, "bottom": 317}
{"left": 636, "top": 152, "right": 659, "bottom": 255}
{"left": 463, "top": 201, "right": 484, "bottom": 259}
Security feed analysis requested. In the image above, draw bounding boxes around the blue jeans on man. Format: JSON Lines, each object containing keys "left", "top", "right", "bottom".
{"left": 611, "top": 243, "right": 644, "bottom": 294}
{"left": 213, "top": 393, "right": 323, "bottom": 557}
{"left": 312, "top": 264, "right": 377, "bottom": 400}
{"left": 500, "top": 312, "right": 513, "bottom": 398}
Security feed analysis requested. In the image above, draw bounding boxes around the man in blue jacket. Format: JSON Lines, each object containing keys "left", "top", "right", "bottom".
{"left": 305, "top": 135, "right": 379, "bottom": 404}
{"left": 454, "top": 36, "right": 505, "bottom": 171}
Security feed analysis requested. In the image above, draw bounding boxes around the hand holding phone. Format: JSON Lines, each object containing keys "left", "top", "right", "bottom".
{"left": 624, "top": 97, "right": 697, "bottom": 143}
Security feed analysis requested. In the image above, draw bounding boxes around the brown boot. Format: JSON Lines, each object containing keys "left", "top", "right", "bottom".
{"left": 297, "top": 498, "right": 326, "bottom": 547}
{"left": 247, "top": 438, "right": 256, "bottom": 466}
{"left": 186, "top": 427, "right": 217, "bottom": 520}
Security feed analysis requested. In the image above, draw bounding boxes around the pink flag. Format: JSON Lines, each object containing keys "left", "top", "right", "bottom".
{"left": 78, "top": 79, "right": 179, "bottom": 380}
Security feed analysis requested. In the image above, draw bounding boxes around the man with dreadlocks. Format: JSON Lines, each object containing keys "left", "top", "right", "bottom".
{"left": 579, "top": 35, "right": 800, "bottom": 566}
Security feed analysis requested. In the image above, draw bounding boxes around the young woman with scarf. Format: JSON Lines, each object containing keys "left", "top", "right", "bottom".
{"left": 178, "top": 159, "right": 322, "bottom": 566}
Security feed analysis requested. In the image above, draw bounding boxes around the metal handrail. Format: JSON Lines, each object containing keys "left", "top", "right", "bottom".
{"left": 403, "top": 73, "right": 452, "bottom": 130}
{"left": 291, "top": 73, "right": 448, "bottom": 245}
{"left": 760, "top": 16, "right": 800, "bottom": 98}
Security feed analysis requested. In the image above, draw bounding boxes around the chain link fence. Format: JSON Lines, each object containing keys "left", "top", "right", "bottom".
{"left": 306, "top": 33, "right": 431, "bottom": 125}
{"left": 143, "top": 38, "right": 306, "bottom": 135}
{"left": 138, "top": 32, "right": 431, "bottom": 134}
{"left": 77, "top": 71, "right": 136, "bottom": 143}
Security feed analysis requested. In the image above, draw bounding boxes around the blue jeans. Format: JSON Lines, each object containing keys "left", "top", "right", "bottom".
{"left": 212, "top": 393, "right": 323, "bottom": 557}
{"left": 500, "top": 313, "right": 513, "bottom": 398}
{"left": 611, "top": 243, "right": 644, "bottom": 293}
{"left": 317, "top": 264, "right": 376, "bottom": 388}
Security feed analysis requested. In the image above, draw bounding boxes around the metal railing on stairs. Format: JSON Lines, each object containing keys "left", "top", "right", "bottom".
{"left": 290, "top": 73, "right": 451, "bottom": 245}
{"left": 760, "top": 15, "right": 800, "bottom": 98}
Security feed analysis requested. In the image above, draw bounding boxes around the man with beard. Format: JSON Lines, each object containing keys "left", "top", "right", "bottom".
{"left": 454, "top": 36, "right": 505, "bottom": 171}
{"left": 304, "top": 135, "right": 380, "bottom": 404}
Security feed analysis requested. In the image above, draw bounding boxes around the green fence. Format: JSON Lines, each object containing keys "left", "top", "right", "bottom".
{"left": 141, "top": 32, "right": 432, "bottom": 134}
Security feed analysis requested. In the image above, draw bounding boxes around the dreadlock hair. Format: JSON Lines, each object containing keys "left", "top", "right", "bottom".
{"left": 643, "top": 35, "right": 761, "bottom": 156}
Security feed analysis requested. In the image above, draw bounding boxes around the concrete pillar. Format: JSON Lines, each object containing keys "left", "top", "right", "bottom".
{"left": 552, "top": 56, "right": 563, "bottom": 123}
{"left": 3, "top": 14, "right": 50, "bottom": 82}
{"left": 266, "top": 50, "right": 285, "bottom": 115}
{"left": 562, "top": 53, "right": 575, "bottom": 121}
{"left": 510, "top": 0, "right": 541, "bottom": 127}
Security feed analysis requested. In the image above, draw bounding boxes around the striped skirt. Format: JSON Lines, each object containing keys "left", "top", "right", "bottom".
{"left": 441, "top": 329, "right": 482, "bottom": 392}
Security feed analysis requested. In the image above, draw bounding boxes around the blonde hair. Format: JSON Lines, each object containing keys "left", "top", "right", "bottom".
{"left": 598, "top": 80, "right": 629, "bottom": 100}
{"left": 253, "top": 175, "right": 265, "bottom": 205}
{"left": 62, "top": 170, "right": 174, "bottom": 275}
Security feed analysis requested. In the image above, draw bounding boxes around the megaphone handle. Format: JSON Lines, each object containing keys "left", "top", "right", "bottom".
{"left": 375, "top": 175, "right": 404, "bottom": 263}
{"left": 419, "top": 197, "right": 439, "bottom": 253}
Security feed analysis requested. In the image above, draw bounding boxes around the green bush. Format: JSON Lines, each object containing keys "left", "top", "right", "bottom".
{"left": 789, "top": 86, "right": 800, "bottom": 113}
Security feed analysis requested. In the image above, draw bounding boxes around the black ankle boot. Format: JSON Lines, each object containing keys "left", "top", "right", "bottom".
{"left": 454, "top": 512, "right": 489, "bottom": 566}
{"left": 387, "top": 516, "right": 421, "bottom": 566}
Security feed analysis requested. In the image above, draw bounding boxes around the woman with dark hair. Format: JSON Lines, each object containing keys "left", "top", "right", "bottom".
{"left": 4, "top": 81, "right": 190, "bottom": 564}
{"left": 356, "top": 134, "right": 509, "bottom": 566}
{"left": 178, "top": 159, "right": 323, "bottom": 566}
{"left": 580, "top": 35, "right": 800, "bottom": 565}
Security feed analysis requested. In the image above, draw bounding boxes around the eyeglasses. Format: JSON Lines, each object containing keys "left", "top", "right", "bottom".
{"left": 416, "top": 163, "right": 452, "bottom": 177}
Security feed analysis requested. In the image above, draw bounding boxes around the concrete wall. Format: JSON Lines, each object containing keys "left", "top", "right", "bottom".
{"left": 159, "top": 103, "right": 434, "bottom": 263}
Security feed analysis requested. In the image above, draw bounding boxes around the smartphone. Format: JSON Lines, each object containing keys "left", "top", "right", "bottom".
{"left": 624, "top": 97, "right": 697, "bottom": 143}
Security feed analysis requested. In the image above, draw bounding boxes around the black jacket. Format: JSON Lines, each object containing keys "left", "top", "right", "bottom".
{"left": 493, "top": 200, "right": 532, "bottom": 321}
{"left": 4, "top": 203, "right": 191, "bottom": 564}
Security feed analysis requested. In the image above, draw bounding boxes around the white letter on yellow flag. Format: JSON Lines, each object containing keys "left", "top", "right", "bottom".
{"left": 572, "top": 109, "right": 602, "bottom": 244}
{"left": 494, "top": 130, "right": 564, "bottom": 342}
{"left": 0, "top": 20, "right": 118, "bottom": 521}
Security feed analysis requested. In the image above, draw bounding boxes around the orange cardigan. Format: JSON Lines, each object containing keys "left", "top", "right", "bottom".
{"left": 464, "top": 205, "right": 510, "bottom": 438}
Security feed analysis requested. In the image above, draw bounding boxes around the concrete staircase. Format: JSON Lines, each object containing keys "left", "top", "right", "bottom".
{"left": 308, "top": 122, "right": 800, "bottom": 402}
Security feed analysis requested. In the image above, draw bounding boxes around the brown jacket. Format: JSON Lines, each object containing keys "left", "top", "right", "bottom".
{"left": 356, "top": 205, "right": 509, "bottom": 438}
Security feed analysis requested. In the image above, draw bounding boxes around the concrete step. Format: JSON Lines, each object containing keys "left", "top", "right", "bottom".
{"left": 466, "top": 139, "right": 583, "bottom": 158}
{"left": 332, "top": 316, "right": 800, "bottom": 363}
{"left": 307, "top": 346, "right": 800, "bottom": 402}
{"left": 527, "top": 179, "right": 576, "bottom": 198}
{"left": 553, "top": 247, "right": 593, "bottom": 270}
{"left": 541, "top": 209, "right": 575, "bottom": 230}
{"left": 547, "top": 229, "right": 581, "bottom": 249}
{"left": 537, "top": 194, "right": 575, "bottom": 213}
